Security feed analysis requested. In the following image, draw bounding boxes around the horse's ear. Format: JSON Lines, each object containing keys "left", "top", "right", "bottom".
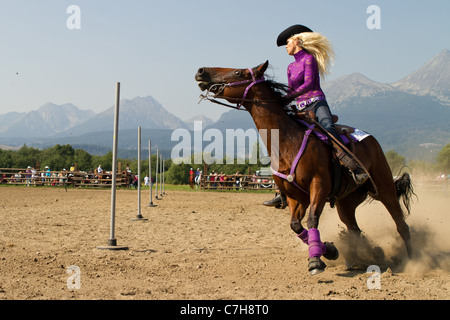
{"left": 255, "top": 60, "right": 269, "bottom": 76}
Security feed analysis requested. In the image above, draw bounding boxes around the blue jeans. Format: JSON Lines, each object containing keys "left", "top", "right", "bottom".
{"left": 305, "top": 100, "right": 342, "bottom": 143}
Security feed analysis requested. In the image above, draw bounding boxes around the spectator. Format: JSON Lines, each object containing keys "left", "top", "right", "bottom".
{"left": 235, "top": 171, "right": 241, "bottom": 190}
{"left": 1, "top": 172, "right": 6, "bottom": 184}
{"left": 25, "top": 166, "right": 32, "bottom": 186}
{"left": 43, "top": 166, "right": 51, "bottom": 185}
{"left": 59, "top": 169, "right": 67, "bottom": 186}
{"left": 31, "top": 167, "right": 37, "bottom": 186}
{"left": 15, "top": 171, "right": 23, "bottom": 184}
{"left": 45, "top": 166, "right": 51, "bottom": 177}
{"left": 132, "top": 174, "right": 139, "bottom": 189}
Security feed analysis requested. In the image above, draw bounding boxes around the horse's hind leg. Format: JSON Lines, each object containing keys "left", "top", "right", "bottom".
{"left": 380, "top": 195, "right": 412, "bottom": 258}
{"left": 336, "top": 188, "right": 367, "bottom": 235}
{"left": 335, "top": 188, "right": 368, "bottom": 269}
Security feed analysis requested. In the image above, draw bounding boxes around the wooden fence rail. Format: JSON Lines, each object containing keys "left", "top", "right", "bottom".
{"left": 200, "top": 174, "right": 276, "bottom": 191}
{"left": 0, "top": 168, "right": 131, "bottom": 188}
{"left": 1, "top": 169, "right": 278, "bottom": 191}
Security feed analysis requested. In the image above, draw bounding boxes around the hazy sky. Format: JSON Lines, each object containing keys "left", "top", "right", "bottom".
{"left": 1, "top": 0, "right": 449, "bottom": 121}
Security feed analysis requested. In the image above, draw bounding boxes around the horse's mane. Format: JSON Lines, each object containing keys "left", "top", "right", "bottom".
{"left": 263, "top": 78, "right": 291, "bottom": 102}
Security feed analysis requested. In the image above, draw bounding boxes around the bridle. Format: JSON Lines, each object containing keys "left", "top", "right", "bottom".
{"left": 198, "top": 68, "right": 267, "bottom": 111}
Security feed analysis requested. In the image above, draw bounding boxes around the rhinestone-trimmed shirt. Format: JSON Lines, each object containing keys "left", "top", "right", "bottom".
{"left": 287, "top": 50, "right": 325, "bottom": 102}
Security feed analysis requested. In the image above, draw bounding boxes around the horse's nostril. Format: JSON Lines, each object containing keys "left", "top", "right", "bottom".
{"left": 198, "top": 68, "right": 205, "bottom": 75}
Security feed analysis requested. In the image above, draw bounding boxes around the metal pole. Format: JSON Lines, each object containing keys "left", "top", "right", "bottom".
{"left": 155, "top": 149, "right": 159, "bottom": 200}
{"left": 132, "top": 127, "right": 148, "bottom": 221}
{"left": 160, "top": 155, "right": 163, "bottom": 197}
{"left": 163, "top": 156, "right": 165, "bottom": 195}
{"left": 147, "top": 139, "right": 156, "bottom": 207}
{"left": 98, "top": 82, "right": 128, "bottom": 250}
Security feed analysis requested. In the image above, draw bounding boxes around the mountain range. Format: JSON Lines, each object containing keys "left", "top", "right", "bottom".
{"left": 0, "top": 49, "right": 449, "bottom": 161}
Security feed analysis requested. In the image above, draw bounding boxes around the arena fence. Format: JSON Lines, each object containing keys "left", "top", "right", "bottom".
{"left": 0, "top": 167, "right": 131, "bottom": 188}
{"left": 200, "top": 174, "right": 276, "bottom": 191}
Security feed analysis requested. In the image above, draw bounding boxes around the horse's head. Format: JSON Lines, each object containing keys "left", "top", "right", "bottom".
{"left": 195, "top": 61, "right": 269, "bottom": 106}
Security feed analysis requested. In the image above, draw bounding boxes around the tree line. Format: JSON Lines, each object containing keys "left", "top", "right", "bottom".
{"left": 0, "top": 143, "right": 449, "bottom": 185}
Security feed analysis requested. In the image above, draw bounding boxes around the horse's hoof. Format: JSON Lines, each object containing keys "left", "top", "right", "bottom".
{"left": 310, "top": 268, "right": 325, "bottom": 276}
{"left": 308, "top": 257, "right": 326, "bottom": 275}
{"left": 323, "top": 242, "right": 339, "bottom": 261}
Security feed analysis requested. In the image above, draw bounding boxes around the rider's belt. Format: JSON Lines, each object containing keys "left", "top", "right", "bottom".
{"left": 296, "top": 96, "right": 326, "bottom": 110}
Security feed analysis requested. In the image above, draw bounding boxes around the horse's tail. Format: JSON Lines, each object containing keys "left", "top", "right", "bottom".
{"left": 394, "top": 172, "right": 416, "bottom": 216}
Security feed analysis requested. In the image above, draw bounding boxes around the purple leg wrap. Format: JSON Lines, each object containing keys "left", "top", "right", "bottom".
{"left": 308, "top": 228, "right": 327, "bottom": 258}
{"left": 297, "top": 229, "right": 309, "bottom": 244}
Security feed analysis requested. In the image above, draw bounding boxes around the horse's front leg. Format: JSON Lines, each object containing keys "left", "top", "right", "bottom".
{"left": 287, "top": 197, "right": 309, "bottom": 243}
{"left": 306, "top": 185, "right": 339, "bottom": 275}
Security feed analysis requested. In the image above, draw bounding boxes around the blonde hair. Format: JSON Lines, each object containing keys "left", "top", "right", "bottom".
{"left": 290, "top": 32, "right": 335, "bottom": 78}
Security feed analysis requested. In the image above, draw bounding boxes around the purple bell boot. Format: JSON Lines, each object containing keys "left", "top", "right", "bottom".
{"left": 307, "top": 228, "right": 326, "bottom": 258}
{"left": 298, "top": 228, "right": 339, "bottom": 262}
{"left": 297, "top": 229, "right": 309, "bottom": 244}
{"left": 306, "top": 228, "right": 327, "bottom": 275}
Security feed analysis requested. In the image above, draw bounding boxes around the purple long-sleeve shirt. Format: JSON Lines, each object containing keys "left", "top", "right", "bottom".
{"left": 287, "top": 50, "right": 325, "bottom": 103}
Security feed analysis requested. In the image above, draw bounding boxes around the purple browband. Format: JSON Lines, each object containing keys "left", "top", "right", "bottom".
{"left": 226, "top": 68, "right": 265, "bottom": 109}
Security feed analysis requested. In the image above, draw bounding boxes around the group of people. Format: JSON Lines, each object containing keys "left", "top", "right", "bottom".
{"left": 201, "top": 170, "right": 242, "bottom": 190}
{"left": 131, "top": 174, "right": 153, "bottom": 189}
{"left": 0, "top": 165, "right": 68, "bottom": 186}
{"left": 1, "top": 162, "right": 157, "bottom": 188}
{"left": 189, "top": 168, "right": 202, "bottom": 189}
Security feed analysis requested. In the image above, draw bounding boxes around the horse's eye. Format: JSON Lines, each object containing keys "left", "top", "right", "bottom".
{"left": 234, "top": 70, "right": 240, "bottom": 76}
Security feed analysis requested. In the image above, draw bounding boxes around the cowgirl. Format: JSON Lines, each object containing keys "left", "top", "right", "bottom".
{"left": 263, "top": 25, "right": 367, "bottom": 208}
{"left": 278, "top": 24, "right": 342, "bottom": 144}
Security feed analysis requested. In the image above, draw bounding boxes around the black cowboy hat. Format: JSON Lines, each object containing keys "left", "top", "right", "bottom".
{"left": 276, "top": 24, "right": 313, "bottom": 47}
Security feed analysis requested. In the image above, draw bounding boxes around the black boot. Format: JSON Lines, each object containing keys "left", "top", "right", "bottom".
{"left": 263, "top": 192, "right": 287, "bottom": 209}
{"left": 332, "top": 142, "right": 369, "bottom": 186}
{"left": 277, "top": 191, "right": 287, "bottom": 209}
{"left": 263, "top": 193, "right": 282, "bottom": 207}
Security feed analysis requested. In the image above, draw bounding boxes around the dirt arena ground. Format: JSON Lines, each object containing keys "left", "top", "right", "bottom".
{"left": 0, "top": 183, "right": 449, "bottom": 300}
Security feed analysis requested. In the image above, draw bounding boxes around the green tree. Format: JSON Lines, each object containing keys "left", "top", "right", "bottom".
{"left": 0, "top": 149, "right": 14, "bottom": 168}
{"left": 166, "top": 162, "right": 191, "bottom": 184}
{"left": 436, "top": 143, "right": 450, "bottom": 172}
{"left": 73, "top": 149, "right": 93, "bottom": 171}
{"left": 91, "top": 151, "right": 113, "bottom": 171}
{"left": 13, "top": 145, "right": 41, "bottom": 168}
{"left": 40, "top": 144, "right": 75, "bottom": 170}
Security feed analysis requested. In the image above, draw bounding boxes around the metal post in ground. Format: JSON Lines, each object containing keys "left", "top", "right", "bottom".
{"left": 155, "top": 149, "right": 159, "bottom": 200}
{"left": 163, "top": 156, "right": 166, "bottom": 195}
{"left": 160, "top": 155, "right": 163, "bottom": 198}
{"left": 131, "top": 126, "right": 148, "bottom": 221}
{"left": 98, "top": 82, "right": 128, "bottom": 250}
{"left": 146, "top": 139, "right": 156, "bottom": 207}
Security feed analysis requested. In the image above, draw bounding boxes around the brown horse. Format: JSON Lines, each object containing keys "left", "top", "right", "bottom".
{"left": 195, "top": 61, "right": 415, "bottom": 275}
{"left": 189, "top": 170, "right": 195, "bottom": 189}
